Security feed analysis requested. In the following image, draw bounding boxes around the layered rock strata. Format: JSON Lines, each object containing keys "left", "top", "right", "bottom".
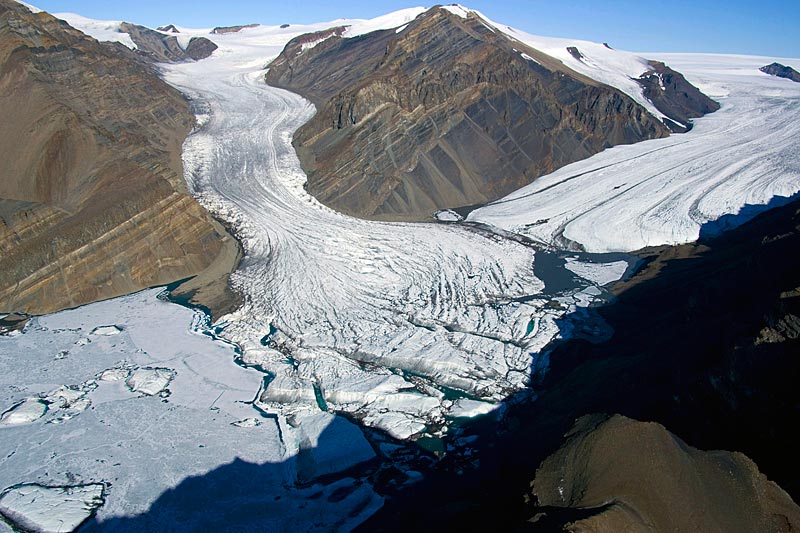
{"left": 636, "top": 60, "right": 720, "bottom": 131}
{"left": 266, "top": 8, "right": 714, "bottom": 220}
{"left": 0, "top": 0, "right": 239, "bottom": 317}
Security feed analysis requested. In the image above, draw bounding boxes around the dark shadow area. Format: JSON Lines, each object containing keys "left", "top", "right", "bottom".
{"left": 361, "top": 196, "right": 800, "bottom": 530}
{"left": 699, "top": 191, "right": 800, "bottom": 239}
{"left": 78, "top": 415, "right": 407, "bottom": 532}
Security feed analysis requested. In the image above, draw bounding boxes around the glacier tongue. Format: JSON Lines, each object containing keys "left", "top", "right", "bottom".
{"left": 159, "top": 32, "right": 586, "bottom": 439}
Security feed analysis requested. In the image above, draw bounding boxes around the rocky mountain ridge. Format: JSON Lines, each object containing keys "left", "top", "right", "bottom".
{"left": 0, "top": 0, "right": 239, "bottom": 317}
{"left": 120, "top": 22, "right": 217, "bottom": 62}
{"left": 760, "top": 62, "right": 800, "bottom": 82}
{"left": 266, "top": 6, "right": 718, "bottom": 221}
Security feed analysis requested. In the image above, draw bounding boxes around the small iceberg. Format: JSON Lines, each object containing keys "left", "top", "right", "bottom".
{"left": 89, "top": 325, "right": 122, "bottom": 337}
{"left": 125, "top": 367, "right": 175, "bottom": 396}
{"left": 0, "top": 399, "right": 48, "bottom": 426}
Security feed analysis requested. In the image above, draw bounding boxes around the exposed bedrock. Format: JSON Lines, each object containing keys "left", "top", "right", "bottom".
{"left": 636, "top": 60, "right": 721, "bottom": 131}
{"left": 0, "top": 0, "right": 239, "bottom": 317}
{"left": 760, "top": 62, "right": 800, "bottom": 83}
{"left": 266, "top": 8, "right": 715, "bottom": 221}
{"left": 120, "top": 22, "right": 217, "bottom": 62}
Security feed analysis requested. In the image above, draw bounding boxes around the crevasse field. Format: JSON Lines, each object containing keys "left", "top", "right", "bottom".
{"left": 2, "top": 3, "right": 799, "bottom": 531}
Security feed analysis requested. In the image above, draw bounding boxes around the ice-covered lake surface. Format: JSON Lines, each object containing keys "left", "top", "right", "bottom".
{"left": 4, "top": 2, "right": 800, "bottom": 530}
{"left": 0, "top": 290, "right": 381, "bottom": 531}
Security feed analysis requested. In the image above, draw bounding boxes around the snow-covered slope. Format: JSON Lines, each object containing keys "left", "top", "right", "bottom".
{"left": 480, "top": 11, "right": 671, "bottom": 124}
{"left": 50, "top": 12, "right": 138, "bottom": 49}
{"left": 470, "top": 54, "right": 800, "bottom": 252}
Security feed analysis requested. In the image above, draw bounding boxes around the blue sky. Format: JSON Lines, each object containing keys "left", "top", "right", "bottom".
{"left": 27, "top": 1, "right": 800, "bottom": 57}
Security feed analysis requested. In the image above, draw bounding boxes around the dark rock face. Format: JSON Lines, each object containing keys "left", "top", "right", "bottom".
{"left": 157, "top": 24, "right": 180, "bottom": 33}
{"left": 211, "top": 23, "right": 258, "bottom": 34}
{"left": 0, "top": 0, "right": 239, "bottom": 316}
{"left": 760, "top": 62, "right": 800, "bottom": 82}
{"left": 530, "top": 414, "right": 800, "bottom": 532}
{"left": 566, "top": 46, "right": 583, "bottom": 61}
{"left": 637, "top": 60, "right": 721, "bottom": 132}
{"left": 185, "top": 36, "right": 219, "bottom": 60}
{"left": 266, "top": 8, "right": 672, "bottom": 220}
{"left": 120, "top": 22, "right": 217, "bottom": 62}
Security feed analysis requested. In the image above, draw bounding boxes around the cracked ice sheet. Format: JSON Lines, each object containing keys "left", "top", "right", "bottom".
{"left": 470, "top": 54, "right": 800, "bottom": 253}
{"left": 0, "top": 289, "right": 380, "bottom": 530}
{"left": 158, "top": 28, "right": 583, "bottom": 440}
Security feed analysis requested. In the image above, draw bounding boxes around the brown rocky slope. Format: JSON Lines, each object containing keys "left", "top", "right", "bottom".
{"left": 266, "top": 7, "right": 716, "bottom": 221}
{"left": 0, "top": 0, "right": 239, "bottom": 317}
{"left": 530, "top": 414, "right": 800, "bottom": 532}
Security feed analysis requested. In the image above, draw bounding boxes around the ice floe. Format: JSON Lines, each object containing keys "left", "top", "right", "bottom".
{"left": 0, "top": 483, "right": 104, "bottom": 533}
{"left": 564, "top": 258, "right": 629, "bottom": 286}
{"left": 0, "top": 290, "right": 382, "bottom": 529}
{"left": 0, "top": 399, "right": 47, "bottom": 427}
{"left": 125, "top": 367, "right": 175, "bottom": 396}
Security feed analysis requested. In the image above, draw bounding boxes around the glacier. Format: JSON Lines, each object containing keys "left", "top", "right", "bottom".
{"left": 470, "top": 53, "right": 800, "bottom": 252}
{"left": 3, "top": 3, "right": 800, "bottom": 529}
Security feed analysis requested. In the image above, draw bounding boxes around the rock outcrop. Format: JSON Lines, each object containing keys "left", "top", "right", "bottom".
{"left": 529, "top": 414, "right": 800, "bottom": 532}
{"left": 211, "top": 23, "right": 259, "bottom": 34}
{"left": 636, "top": 60, "right": 721, "bottom": 131}
{"left": 120, "top": 22, "right": 217, "bottom": 62}
{"left": 0, "top": 0, "right": 239, "bottom": 317}
{"left": 266, "top": 8, "right": 713, "bottom": 221}
{"left": 760, "top": 62, "right": 800, "bottom": 83}
{"left": 156, "top": 24, "right": 180, "bottom": 33}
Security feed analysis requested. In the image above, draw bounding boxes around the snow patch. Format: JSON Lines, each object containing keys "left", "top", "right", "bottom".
{"left": 53, "top": 13, "right": 138, "bottom": 50}
{"left": 434, "top": 209, "right": 463, "bottom": 222}
{"left": 440, "top": 5, "right": 471, "bottom": 18}
{"left": 13, "top": 1, "right": 41, "bottom": 13}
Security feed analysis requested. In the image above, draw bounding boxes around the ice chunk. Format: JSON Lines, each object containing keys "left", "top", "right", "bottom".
{"left": 125, "top": 367, "right": 175, "bottom": 396}
{"left": 434, "top": 209, "right": 463, "bottom": 222}
{"left": 97, "top": 367, "right": 131, "bottom": 382}
{"left": 564, "top": 258, "right": 629, "bottom": 286}
{"left": 90, "top": 325, "right": 121, "bottom": 337}
{"left": 0, "top": 483, "right": 104, "bottom": 533}
{"left": 0, "top": 399, "right": 47, "bottom": 426}
{"left": 448, "top": 398, "right": 499, "bottom": 418}
{"left": 231, "top": 417, "right": 261, "bottom": 428}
